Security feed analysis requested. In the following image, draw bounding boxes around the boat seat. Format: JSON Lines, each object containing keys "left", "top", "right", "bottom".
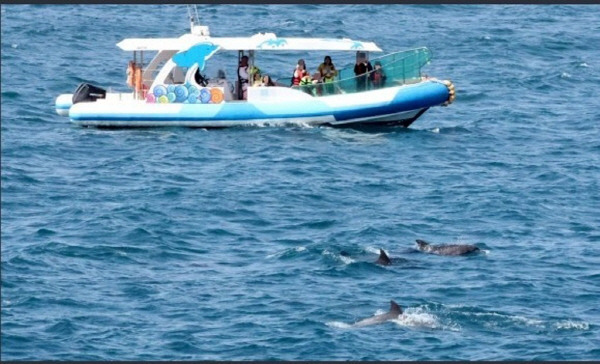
{"left": 207, "top": 79, "right": 234, "bottom": 101}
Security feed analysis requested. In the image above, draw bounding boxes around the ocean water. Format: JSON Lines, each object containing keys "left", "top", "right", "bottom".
{"left": 1, "top": 4, "right": 600, "bottom": 360}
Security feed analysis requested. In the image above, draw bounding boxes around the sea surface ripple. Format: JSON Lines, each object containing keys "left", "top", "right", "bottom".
{"left": 1, "top": 4, "right": 600, "bottom": 360}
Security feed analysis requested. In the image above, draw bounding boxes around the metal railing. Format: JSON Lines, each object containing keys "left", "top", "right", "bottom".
{"left": 292, "top": 47, "right": 432, "bottom": 97}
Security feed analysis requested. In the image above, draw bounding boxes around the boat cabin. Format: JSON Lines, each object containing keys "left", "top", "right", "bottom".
{"left": 116, "top": 24, "right": 390, "bottom": 103}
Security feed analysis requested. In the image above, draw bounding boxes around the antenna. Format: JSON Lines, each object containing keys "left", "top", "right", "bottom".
{"left": 187, "top": 5, "right": 197, "bottom": 28}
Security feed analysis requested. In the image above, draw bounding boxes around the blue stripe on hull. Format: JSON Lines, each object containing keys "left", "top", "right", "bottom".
{"left": 333, "top": 82, "right": 449, "bottom": 122}
{"left": 70, "top": 81, "right": 449, "bottom": 124}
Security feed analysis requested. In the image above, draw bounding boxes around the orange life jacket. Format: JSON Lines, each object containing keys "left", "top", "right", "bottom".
{"left": 292, "top": 68, "right": 307, "bottom": 86}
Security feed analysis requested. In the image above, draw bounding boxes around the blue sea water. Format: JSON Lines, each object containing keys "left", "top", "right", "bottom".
{"left": 1, "top": 4, "right": 600, "bottom": 360}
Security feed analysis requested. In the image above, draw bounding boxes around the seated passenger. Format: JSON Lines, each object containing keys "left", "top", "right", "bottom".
{"left": 252, "top": 71, "right": 262, "bottom": 87}
{"left": 299, "top": 74, "right": 316, "bottom": 96}
{"left": 318, "top": 56, "right": 337, "bottom": 83}
{"left": 247, "top": 65, "right": 260, "bottom": 86}
{"left": 318, "top": 55, "right": 338, "bottom": 95}
{"left": 291, "top": 59, "right": 308, "bottom": 86}
{"left": 370, "top": 61, "right": 387, "bottom": 88}
{"left": 261, "top": 74, "right": 275, "bottom": 87}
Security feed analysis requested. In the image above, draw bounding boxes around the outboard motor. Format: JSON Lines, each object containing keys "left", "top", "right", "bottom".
{"left": 72, "top": 83, "right": 106, "bottom": 104}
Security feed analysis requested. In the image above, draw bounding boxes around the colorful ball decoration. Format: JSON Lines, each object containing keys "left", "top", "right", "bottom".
{"left": 174, "top": 85, "right": 189, "bottom": 102}
{"left": 153, "top": 85, "right": 167, "bottom": 98}
{"left": 210, "top": 88, "right": 224, "bottom": 104}
{"left": 187, "top": 92, "right": 199, "bottom": 104}
{"left": 199, "top": 88, "right": 211, "bottom": 104}
{"left": 187, "top": 84, "right": 198, "bottom": 95}
{"left": 149, "top": 84, "right": 225, "bottom": 104}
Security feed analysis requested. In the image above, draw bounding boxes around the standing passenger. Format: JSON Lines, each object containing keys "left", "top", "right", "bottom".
{"left": 238, "top": 55, "right": 249, "bottom": 100}
{"left": 354, "top": 54, "right": 373, "bottom": 92}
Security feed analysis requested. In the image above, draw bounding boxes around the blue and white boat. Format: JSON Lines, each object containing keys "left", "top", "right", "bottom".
{"left": 55, "top": 8, "right": 455, "bottom": 128}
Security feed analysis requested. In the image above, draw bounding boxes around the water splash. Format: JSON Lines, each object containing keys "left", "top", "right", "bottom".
{"left": 393, "top": 307, "right": 461, "bottom": 331}
{"left": 553, "top": 320, "right": 590, "bottom": 331}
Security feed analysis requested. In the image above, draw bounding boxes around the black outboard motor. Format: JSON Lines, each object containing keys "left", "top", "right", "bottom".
{"left": 72, "top": 83, "right": 106, "bottom": 104}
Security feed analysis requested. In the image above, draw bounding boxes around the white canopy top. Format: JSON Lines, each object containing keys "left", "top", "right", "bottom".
{"left": 117, "top": 32, "right": 383, "bottom": 53}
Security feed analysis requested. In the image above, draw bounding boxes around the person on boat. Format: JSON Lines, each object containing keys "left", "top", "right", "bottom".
{"left": 252, "top": 73, "right": 262, "bottom": 87}
{"left": 299, "top": 74, "right": 317, "bottom": 96}
{"left": 213, "top": 69, "right": 235, "bottom": 101}
{"left": 291, "top": 59, "right": 308, "bottom": 87}
{"left": 318, "top": 55, "right": 337, "bottom": 95}
{"left": 251, "top": 70, "right": 262, "bottom": 87}
{"left": 238, "top": 55, "right": 249, "bottom": 100}
{"left": 370, "top": 61, "right": 387, "bottom": 89}
{"left": 354, "top": 54, "right": 373, "bottom": 92}
{"left": 260, "top": 74, "right": 275, "bottom": 87}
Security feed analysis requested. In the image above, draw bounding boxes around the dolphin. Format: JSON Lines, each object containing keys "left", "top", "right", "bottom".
{"left": 351, "top": 300, "right": 403, "bottom": 328}
{"left": 376, "top": 249, "right": 392, "bottom": 266}
{"left": 416, "top": 239, "right": 480, "bottom": 256}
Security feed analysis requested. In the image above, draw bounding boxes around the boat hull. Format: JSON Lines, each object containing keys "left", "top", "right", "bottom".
{"left": 62, "top": 80, "right": 450, "bottom": 128}
{"left": 55, "top": 94, "right": 73, "bottom": 116}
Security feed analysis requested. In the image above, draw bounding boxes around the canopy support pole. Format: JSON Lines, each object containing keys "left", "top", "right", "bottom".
{"left": 237, "top": 50, "right": 244, "bottom": 100}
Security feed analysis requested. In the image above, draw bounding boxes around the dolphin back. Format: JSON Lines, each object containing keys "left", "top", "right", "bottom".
{"left": 438, "top": 244, "right": 479, "bottom": 255}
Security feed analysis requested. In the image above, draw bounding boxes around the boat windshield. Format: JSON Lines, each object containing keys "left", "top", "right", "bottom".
{"left": 291, "top": 47, "right": 432, "bottom": 96}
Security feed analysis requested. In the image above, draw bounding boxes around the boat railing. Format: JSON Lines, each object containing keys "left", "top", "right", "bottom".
{"left": 291, "top": 47, "right": 432, "bottom": 97}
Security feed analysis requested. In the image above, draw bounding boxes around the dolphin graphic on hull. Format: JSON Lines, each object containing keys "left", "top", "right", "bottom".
{"left": 416, "top": 239, "right": 480, "bottom": 256}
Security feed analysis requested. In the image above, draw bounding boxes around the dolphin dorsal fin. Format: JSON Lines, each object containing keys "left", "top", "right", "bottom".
{"left": 390, "top": 300, "right": 402, "bottom": 314}
{"left": 377, "top": 249, "right": 392, "bottom": 265}
{"left": 416, "top": 239, "right": 430, "bottom": 248}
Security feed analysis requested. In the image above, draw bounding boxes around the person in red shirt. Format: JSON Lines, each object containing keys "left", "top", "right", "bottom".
{"left": 291, "top": 59, "right": 308, "bottom": 86}
{"left": 370, "top": 61, "right": 387, "bottom": 89}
